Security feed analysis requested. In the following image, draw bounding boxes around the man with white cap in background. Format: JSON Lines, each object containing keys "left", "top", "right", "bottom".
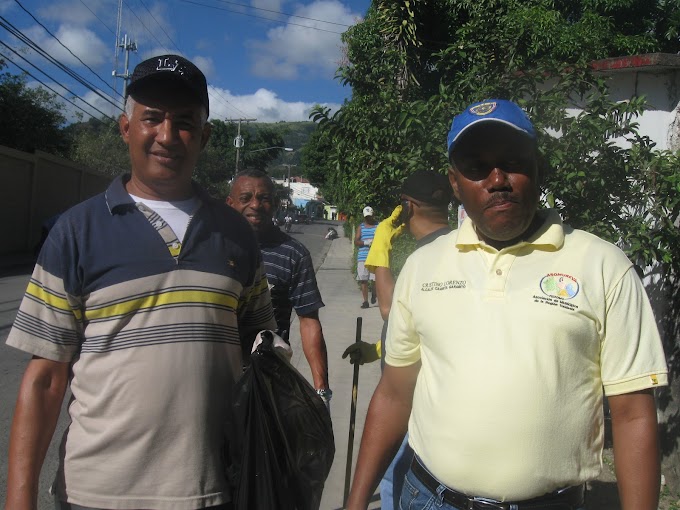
{"left": 354, "top": 206, "right": 377, "bottom": 308}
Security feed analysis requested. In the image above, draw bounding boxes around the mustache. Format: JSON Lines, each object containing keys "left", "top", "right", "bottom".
{"left": 485, "top": 192, "right": 517, "bottom": 208}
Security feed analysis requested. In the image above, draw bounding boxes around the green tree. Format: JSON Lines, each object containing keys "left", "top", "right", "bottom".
{"left": 312, "top": 0, "right": 679, "bottom": 272}
{"left": 0, "top": 60, "right": 68, "bottom": 154}
{"left": 66, "top": 117, "right": 129, "bottom": 176}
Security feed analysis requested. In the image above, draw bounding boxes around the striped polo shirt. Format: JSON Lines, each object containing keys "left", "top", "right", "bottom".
{"left": 259, "top": 229, "right": 324, "bottom": 341}
{"left": 6, "top": 175, "right": 277, "bottom": 509}
{"left": 357, "top": 222, "right": 377, "bottom": 261}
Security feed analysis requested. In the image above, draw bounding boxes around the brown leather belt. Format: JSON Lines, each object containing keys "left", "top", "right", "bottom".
{"left": 410, "top": 458, "right": 585, "bottom": 510}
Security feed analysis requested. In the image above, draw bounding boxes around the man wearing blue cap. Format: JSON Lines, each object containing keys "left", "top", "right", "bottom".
{"left": 347, "top": 99, "right": 668, "bottom": 510}
{"left": 5, "top": 55, "right": 276, "bottom": 510}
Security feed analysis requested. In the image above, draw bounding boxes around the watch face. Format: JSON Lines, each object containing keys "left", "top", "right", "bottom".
{"left": 316, "top": 388, "right": 333, "bottom": 399}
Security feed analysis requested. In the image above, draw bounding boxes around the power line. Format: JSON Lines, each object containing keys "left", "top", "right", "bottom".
{"left": 77, "top": 0, "right": 116, "bottom": 36}
{"left": 0, "top": 16, "right": 122, "bottom": 111}
{"left": 13, "top": 0, "right": 122, "bottom": 98}
{"left": 136, "top": 0, "right": 181, "bottom": 53}
{"left": 122, "top": 0, "right": 171, "bottom": 52}
{"left": 114, "top": 2, "right": 244, "bottom": 122}
{"left": 180, "top": 0, "right": 345, "bottom": 35}
{"left": 0, "top": 47, "right": 115, "bottom": 122}
{"left": 213, "top": 0, "right": 351, "bottom": 27}
{"left": 209, "top": 87, "right": 254, "bottom": 119}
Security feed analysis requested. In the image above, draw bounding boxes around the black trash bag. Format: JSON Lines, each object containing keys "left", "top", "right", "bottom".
{"left": 225, "top": 331, "right": 335, "bottom": 510}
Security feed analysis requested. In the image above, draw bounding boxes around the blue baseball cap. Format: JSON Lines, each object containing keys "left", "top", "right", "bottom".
{"left": 447, "top": 99, "right": 536, "bottom": 158}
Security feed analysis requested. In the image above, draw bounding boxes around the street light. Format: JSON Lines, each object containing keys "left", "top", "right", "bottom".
{"left": 245, "top": 146, "right": 294, "bottom": 154}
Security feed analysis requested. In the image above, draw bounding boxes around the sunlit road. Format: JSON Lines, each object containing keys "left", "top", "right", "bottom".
{"left": 0, "top": 219, "right": 342, "bottom": 509}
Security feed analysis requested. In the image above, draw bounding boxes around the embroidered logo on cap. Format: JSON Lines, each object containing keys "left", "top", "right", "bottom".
{"left": 156, "top": 57, "right": 185, "bottom": 75}
{"left": 469, "top": 102, "right": 497, "bottom": 116}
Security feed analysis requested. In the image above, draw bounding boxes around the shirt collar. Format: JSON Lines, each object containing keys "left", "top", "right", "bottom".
{"left": 455, "top": 209, "right": 564, "bottom": 251}
{"left": 416, "top": 226, "right": 452, "bottom": 249}
{"left": 104, "top": 174, "right": 210, "bottom": 215}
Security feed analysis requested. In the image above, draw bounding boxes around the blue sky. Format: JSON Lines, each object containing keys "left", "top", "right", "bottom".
{"left": 0, "top": 0, "right": 369, "bottom": 123}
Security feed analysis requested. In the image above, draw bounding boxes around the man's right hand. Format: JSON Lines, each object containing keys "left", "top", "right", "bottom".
{"left": 342, "top": 340, "right": 381, "bottom": 365}
{"left": 364, "top": 206, "right": 405, "bottom": 272}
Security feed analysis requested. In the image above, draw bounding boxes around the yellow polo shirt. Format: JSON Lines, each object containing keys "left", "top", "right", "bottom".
{"left": 386, "top": 209, "right": 668, "bottom": 501}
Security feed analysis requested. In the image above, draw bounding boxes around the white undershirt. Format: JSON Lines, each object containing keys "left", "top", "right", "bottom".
{"left": 129, "top": 194, "right": 199, "bottom": 243}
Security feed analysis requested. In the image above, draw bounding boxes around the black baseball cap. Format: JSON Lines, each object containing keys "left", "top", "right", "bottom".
{"left": 401, "top": 170, "right": 452, "bottom": 207}
{"left": 127, "top": 54, "right": 209, "bottom": 116}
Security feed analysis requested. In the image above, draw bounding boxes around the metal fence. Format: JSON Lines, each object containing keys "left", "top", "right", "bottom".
{"left": 0, "top": 146, "right": 112, "bottom": 257}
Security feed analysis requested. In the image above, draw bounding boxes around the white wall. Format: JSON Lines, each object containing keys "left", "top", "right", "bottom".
{"left": 566, "top": 68, "right": 680, "bottom": 151}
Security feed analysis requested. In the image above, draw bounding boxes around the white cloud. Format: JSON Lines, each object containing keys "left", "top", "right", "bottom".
{"left": 208, "top": 86, "right": 339, "bottom": 122}
{"left": 246, "top": 0, "right": 361, "bottom": 80}
{"left": 192, "top": 55, "right": 215, "bottom": 79}
{"left": 37, "top": 0, "right": 109, "bottom": 27}
{"left": 21, "top": 24, "right": 109, "bottom": 68}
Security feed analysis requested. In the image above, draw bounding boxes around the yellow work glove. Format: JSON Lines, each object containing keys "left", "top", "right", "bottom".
{"left": 342, "top": 340, "right": 382, "bottom": 365}
{"left": 364, "top": 206, "right": 405, "bottom": 272}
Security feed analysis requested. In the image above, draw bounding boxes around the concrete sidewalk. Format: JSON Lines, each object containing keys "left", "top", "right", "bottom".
{"left": 287, "top": 231, "right": 384, "bottom": 510}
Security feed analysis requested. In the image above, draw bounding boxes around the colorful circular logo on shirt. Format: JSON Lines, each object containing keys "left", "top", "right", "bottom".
{"left": 540, "top": 273, "right": 579, "bottom": 299}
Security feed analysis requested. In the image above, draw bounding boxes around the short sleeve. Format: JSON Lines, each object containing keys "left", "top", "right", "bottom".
{"left": 600, "top": 266, "right": 668, "bottom": 395}
{"left": 364, "top": 220, "right": 393, "bottom": 272}
{"left": 384, "top": 257, "right": 421, "bottom": 367}
{"left": 6, "top": 231, "right": 84, "bottom": 362}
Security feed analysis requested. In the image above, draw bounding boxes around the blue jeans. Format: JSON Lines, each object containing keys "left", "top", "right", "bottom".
{"left": 380, "top": 433, "right": 414, "bottom": 510}
{"left": 399, "top": 465, "right": 586, "bottom": 510}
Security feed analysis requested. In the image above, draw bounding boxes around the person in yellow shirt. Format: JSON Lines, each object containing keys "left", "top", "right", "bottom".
{"left": 346, "top": 99, "right": 668, "bottom": 510}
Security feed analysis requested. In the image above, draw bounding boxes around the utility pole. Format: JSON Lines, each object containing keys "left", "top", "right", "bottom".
{"left": 225, "top": 118, "right": 257, "bottom": 174}
{"left": 112, "top": 34, "right": 137, "bottom": 98}
{"left": 113, "top": 0, "right": 122, "bottom": 93}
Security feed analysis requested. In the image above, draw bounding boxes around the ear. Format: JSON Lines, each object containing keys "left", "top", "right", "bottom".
{"left": 226, "top": 195, "right": 234, "bottom": 207}
{"left": 200, "top": 122, "right": 211, "bottom": 150}
{"left": 448, "top": 166, "right": 461, "bottom": 201}
{"left": 119, "top": 113, "right": 130, "bottom": 145}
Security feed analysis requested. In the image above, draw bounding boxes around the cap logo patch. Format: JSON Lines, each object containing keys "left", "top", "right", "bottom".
{"left": 469, "top": 102, "right": 497, "bottom": 116}
{"left": 156, "top": 57, "right": 184, "bottom": 75}
{"left": 540, "top": 273, "right": 580, "bottom": 300}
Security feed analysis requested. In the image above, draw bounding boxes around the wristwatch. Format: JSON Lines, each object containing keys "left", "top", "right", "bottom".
{"left": 316, "top": 388, "right": 333, "bottom": 402}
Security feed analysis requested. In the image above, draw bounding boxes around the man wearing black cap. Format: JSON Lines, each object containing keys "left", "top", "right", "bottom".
{"left": 347, "top": 100, "right": 667, "bottom": 510}
{"left": 5, "top": 55, "right": 276, "bottom": 510}
{"left": 343, "top": 169, "right": 452, "bottom": 510}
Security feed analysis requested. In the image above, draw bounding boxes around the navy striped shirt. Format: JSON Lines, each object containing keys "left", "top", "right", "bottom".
{"left": 259, "top": 229, "right": 324, "bottom": 341}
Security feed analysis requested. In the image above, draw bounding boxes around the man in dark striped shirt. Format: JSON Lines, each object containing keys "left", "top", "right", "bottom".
{"left": 228, "top": 169, "right": 331, "bottom": 405}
